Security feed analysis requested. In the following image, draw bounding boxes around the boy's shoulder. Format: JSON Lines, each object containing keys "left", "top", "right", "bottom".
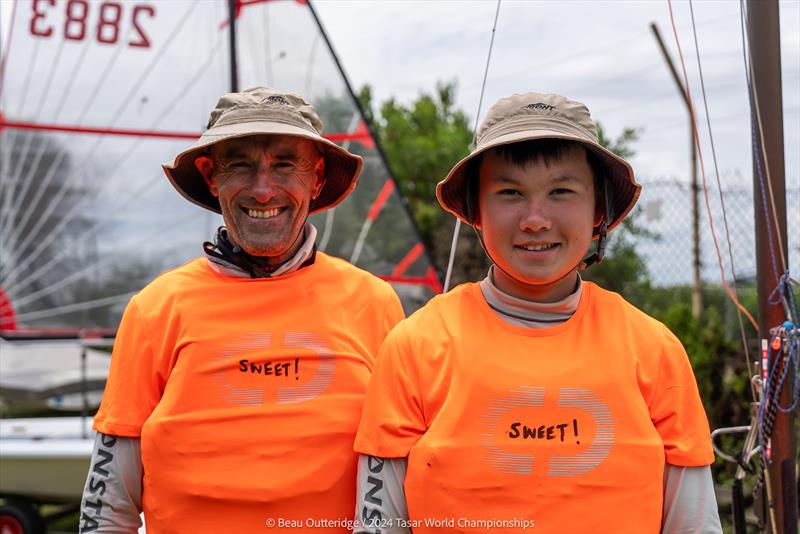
{"left": 583, "top": 281, "right": 679, "bottom": 342}
{"left": 387, "top": 282, "right": 479, "bottom": 340}
{"left": 406, "top": 281, "right": 478, "bottom": 318}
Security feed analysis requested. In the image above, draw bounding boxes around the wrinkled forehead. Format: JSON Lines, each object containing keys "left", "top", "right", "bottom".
{"left": 212, "top": 134, "right": 322, "bottom": 159}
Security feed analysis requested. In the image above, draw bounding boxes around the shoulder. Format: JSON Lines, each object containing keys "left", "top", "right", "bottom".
{"left": 584, "top": 281, "right": 677, "bottom": 341}
{"left": 388, "top": 283, "right": 478, "bottom": 343}
{"left": 314, "top": 252, "right": 397, "bottom": 298}
{"left": 130, "top": 257, "right": 211, "bottom": 309}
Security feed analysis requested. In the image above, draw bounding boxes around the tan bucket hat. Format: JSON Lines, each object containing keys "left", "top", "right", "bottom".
{"left": 163, "top": 86, "right": 363, "bottom": 214}
{"left": 436, "top": 92, "right": 641, "bottom": 235}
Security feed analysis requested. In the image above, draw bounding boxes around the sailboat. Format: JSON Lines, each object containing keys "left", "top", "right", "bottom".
{"left": 0, "top": 0, "right": 440, "bottom": 530}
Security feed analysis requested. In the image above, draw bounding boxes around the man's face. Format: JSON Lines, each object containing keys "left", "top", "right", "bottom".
{"left": 202, "top": 135, "right": 324, "bottom": 261}
{"left": 476, "top": 145, "right": 597, "bottom": 302}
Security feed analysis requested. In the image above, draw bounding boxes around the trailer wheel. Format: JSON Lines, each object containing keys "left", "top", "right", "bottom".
{"left": 0, "top": 500, "right": 45, "bottom": 534}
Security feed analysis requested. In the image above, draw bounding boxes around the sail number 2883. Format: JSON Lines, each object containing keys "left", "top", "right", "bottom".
{"left": 30, "top": 0, "right": 155, "bottom": 48}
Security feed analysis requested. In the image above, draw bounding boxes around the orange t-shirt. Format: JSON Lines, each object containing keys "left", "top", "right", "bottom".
{"left": 355, "top": 281, "right": 713, "bottom": 534}
{"left": 94, "top": 253, "right": 404, "bottom": 533}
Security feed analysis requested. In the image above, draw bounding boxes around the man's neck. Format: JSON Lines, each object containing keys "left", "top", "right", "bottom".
{"left": 204, "top": 224, "right": 318, "bottom": 278}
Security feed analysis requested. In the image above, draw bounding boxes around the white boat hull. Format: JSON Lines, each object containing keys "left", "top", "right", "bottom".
{"left": 0, "top": 417, "right": 94, "bottom": 502}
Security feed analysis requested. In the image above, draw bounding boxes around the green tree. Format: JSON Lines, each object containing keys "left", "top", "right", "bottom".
{"left": 359, "top": 80, "right": 473, "bottom": 241}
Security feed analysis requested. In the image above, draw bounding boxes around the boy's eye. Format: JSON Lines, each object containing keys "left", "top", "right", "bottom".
{"left": 498, "top": 188, "right": 521, "bottom": 196}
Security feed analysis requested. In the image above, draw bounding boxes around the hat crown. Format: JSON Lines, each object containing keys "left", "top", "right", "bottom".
{"left": 477, "top": 92, "right": 598, "bottom": 146}
{"left": 206, "top": 86, "right": 324, "bottom": 134}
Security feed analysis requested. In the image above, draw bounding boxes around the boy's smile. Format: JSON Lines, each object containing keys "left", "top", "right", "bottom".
{"left": 476, "top": 145, "right": 597, "bottom": 302}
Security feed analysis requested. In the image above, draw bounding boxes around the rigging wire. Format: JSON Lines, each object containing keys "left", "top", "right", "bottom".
{"left": 2, "top": 31, "right": 227, "bottom": 296}
{"left": 0, "top": 33, "right": 40, "bottom": 228}
{"left": 9, "top": 206, "right": 199, "bottom": 309}
{"left": 0, "top": 1, "right": 204, "bottom": 284}
{"left": 666, "top": 0, "right": 758, "bottom": 330}
{"left": 2, "top": 0, "right": 199, "bottom": 255}
{"left": 0, "top": 36, "right": 68, "bottom": 238}
{"left": 687, "top": 0, "right": 753, "bottom": 378}
{"left": 13, "top": 292, "right": 137, "bottom": 323}
{"left": 319, "top": 113, "right": 360, "bottom": 252}
{"left": 0, "top": 38, "right": 93, "bottom": 241}
{"left": 739, "top": 1, "right": 788, "bottom": 282}
{"left": 0, "top": 0, "right": 19, "bottom": 102}
{"left": 443, "top": 0, "right": 501, "bottom": 293}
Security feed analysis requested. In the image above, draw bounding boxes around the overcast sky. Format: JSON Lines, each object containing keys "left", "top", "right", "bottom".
{"left": 313, "top": 0, "right": 799, "bottom": 191}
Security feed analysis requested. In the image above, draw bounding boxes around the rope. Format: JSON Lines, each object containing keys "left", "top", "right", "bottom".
{"left": 443, "top": 0, "right": 501, "bottom": 292}
{"left": 687, "top": 0, "right": 753, "bottom": 379}
{"left": 666, "top": 0, "right": 758, "bottom": 330}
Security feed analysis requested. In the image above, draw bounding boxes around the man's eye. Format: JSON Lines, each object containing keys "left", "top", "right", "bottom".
{"left": 274, "top": 161, "right": 295, "bottom": 170}
{"left": 228, "top": 160, "right": 251, "bottom": 169}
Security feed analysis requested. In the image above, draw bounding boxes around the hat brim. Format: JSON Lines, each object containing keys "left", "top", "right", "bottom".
{"left": 436, "top": 128, "right": 641, "bottom": 236}
{"left": 162, "top": 121, "right": 363, "bottom": 214}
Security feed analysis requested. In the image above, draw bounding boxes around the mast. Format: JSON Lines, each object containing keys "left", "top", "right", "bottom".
{"left": 650, "top": 23, "right": 703, "bottom": 319}
{"left": 228, "top": 0, "right": 239, "bottom": 92}
{"left": 305, "top": 1, "right": 442, "bottom": 284}
{"left": 746, "top": 1, "right": 796, "bottom": 533}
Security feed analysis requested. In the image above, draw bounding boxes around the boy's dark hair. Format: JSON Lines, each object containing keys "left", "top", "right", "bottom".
{"left": 463, "top": 139, "right": 605, "bottom": 224}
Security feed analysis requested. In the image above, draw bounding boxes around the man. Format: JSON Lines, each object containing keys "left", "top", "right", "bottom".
{"left": 80, "top": 87, "right": 404, "bottom": 533}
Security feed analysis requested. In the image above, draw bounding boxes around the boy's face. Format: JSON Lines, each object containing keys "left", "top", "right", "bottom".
{"left": 476, "top": 145, "right": 597, "bottom": 302}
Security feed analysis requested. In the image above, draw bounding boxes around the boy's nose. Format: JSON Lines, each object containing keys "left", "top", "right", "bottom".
{"left": 518, "top": 201, "right": 552, "bottom": 232}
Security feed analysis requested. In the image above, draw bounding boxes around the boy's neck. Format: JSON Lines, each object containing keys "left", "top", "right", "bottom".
{"left": 491, "top": 264, "right": 581, "bottom": 303}
{"left": 481, "top": 267, "right": 582, "bottom": 328}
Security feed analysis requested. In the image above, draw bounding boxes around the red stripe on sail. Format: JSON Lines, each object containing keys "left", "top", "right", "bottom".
{"left": 366, "top": 180, "right": 395, "bottom": 222}
{"left": 0, "top": 119, "right": 375, "bottom": 145}
{"left": 392, "top": 243, "right": 425, "bottom": 277}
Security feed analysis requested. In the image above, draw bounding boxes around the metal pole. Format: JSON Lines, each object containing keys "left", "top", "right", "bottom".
{"left": 228, "top": 0, "right": 239, "bottom": 93}
{"left": 650, "top": 23, "right": 703, "bottom": 319}
{"left": 746, "top": 2, "right": 796, "bottom": 533}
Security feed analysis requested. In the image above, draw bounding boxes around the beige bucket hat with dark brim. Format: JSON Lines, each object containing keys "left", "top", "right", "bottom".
{"left": 436, "top": 93, "right": 641, "bottom": 236}
{"left": 163, "top": 86, "right": 363, "bottom": 215}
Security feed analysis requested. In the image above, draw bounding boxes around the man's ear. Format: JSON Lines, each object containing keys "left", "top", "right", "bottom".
{"left": 195, "top": 156, "right": 217, "bottom": 197}
{"left": 311, "top": 155, "right": 325, "bottom": 200}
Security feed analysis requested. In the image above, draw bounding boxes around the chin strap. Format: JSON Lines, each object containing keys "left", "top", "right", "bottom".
{"left": 203, "top": 227, "right": 316, "bottom": 279}
{"left": 580, "top": 219, "right": 608, "bottom": 269}
{"left": 580, "top": 176, "right": 615, "bottom": 269}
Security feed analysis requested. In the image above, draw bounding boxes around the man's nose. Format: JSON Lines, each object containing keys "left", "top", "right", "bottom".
{"left": 250, "top": 165, "right": 278, "bottom": 203}
{"left": 519, "top": 199, "right": 552, "bottom": 232}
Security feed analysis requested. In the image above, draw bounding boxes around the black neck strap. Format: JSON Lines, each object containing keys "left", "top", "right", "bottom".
{"left": 203, "top": 227, "right": 316, "bottom": 279}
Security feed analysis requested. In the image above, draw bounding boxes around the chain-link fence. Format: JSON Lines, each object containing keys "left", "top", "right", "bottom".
{"left": 632, "top": 175, "right": 798, "bottom": 288}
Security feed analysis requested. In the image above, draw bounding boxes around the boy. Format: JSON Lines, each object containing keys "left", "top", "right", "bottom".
{"left": 353, "top": 93, "right": 721, "bottom": 533}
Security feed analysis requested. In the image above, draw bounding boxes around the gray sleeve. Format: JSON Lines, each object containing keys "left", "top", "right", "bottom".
{"left": 80, "top": 433, "right": 143, "bottom": 533}
{"left": 662, "top": 463, "right": 722, "bottom": 534}
{"left": 354, "top": 455, "right": 410, "bottom": 534}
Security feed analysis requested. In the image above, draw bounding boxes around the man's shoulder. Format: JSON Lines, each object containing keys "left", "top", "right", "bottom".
{"left": 134, "top": 257, "right": 211, "bottom": 302}
{"left": 314, "top": 252, "right": 395, "bottom": 295}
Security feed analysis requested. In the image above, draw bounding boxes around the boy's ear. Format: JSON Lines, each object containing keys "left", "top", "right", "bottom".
{"left": 594, "top": 207, "right": 603, "bottom": 227}
{"left": 195, "top": 156, "right": 217, "bottom": 197}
